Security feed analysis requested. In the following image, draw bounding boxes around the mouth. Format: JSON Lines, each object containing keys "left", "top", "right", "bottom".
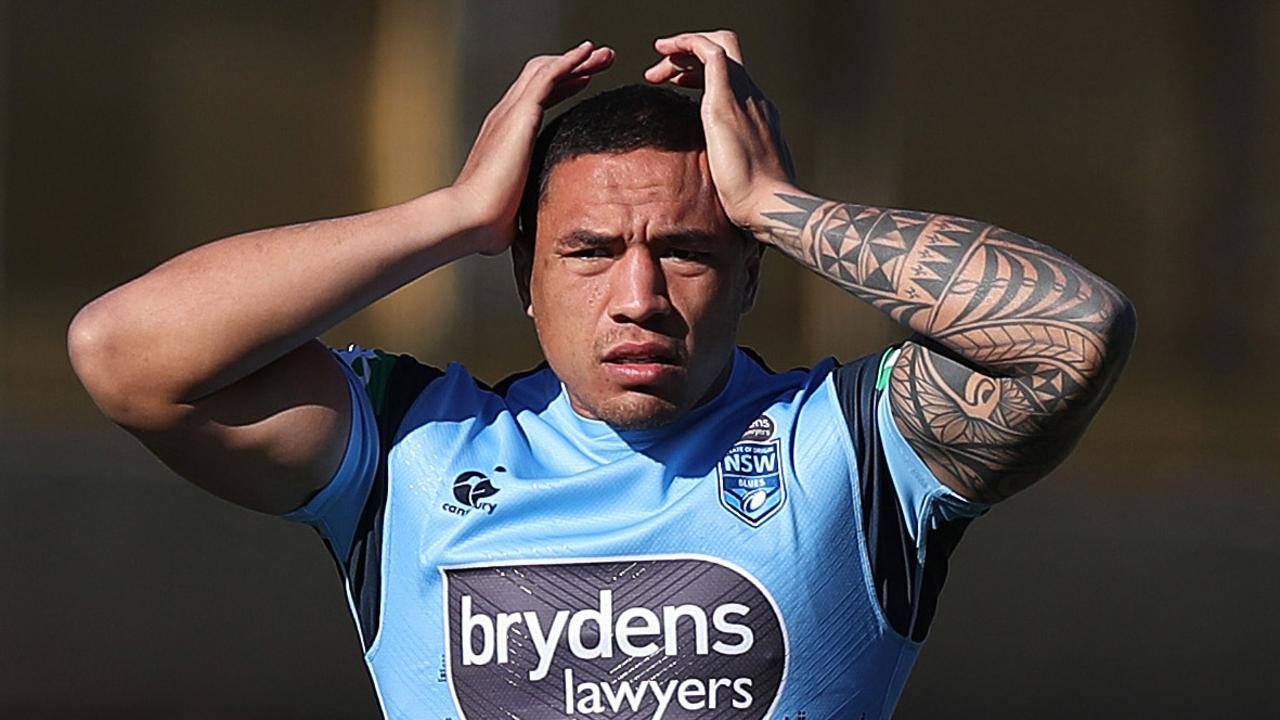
{"left": 602, "top": 342, "right": 683, "bottom": 365}
{"left": 600, "top": 342, "right": 686, "bottom": 385}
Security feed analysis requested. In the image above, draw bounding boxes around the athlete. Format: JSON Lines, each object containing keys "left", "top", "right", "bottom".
{"left": 69, "top": 31, "right": 1135, "bottom": 719}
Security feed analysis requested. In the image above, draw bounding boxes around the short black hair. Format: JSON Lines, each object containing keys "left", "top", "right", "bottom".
{"left": 516, "top": 84, "right": 704, "bottom": 246}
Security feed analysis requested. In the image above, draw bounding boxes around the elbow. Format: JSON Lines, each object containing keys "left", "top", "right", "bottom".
{"left": 67, "top": 300, "right": 167, "bottom": 429}
{"left": 1107, "top": 293, "right": 1138, "bottom": 365}
{"left": 1084, "top": 292, "right": 1137, "bottom": 395}
{"left": 68, "top": 301, "right": 110, "bottom": 393}
{"left": 68, "top": 301, "right": 126, "bottom": 417}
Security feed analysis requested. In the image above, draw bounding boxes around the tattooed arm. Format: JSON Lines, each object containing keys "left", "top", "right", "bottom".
{"left": 751, "top": 196, "right": 1136, "bottom": 502}
{"left": 647, "top": 30, "right": 1136, "bottom": 502}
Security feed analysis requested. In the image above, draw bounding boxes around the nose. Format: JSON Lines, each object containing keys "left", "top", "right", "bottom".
{"left": 607, "top": 245, "right": 672, "bottom": 325}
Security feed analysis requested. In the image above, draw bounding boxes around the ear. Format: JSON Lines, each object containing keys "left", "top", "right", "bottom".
{"left": 740, "top": 240, "right": 765, "bottom": 313}
{"left": 511, "top": 233, "right": 534, "bottom": 317}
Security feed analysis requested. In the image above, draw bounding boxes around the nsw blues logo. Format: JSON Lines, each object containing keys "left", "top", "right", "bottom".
{"left": 718, "top": 415, "right": 785, "bottom": 527}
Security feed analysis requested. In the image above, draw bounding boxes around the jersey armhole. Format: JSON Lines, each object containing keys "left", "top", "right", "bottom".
{"left": 286, "top": 343, "right": 444, "bottom": 655}
{"left": 282, "top": 348, "right": 380, "bottom": 562}
{"left": 831, "top": 347, "right": 988, "bottom": 642}
{"left": 825, "top": 372, "right": 900, "bottom": 640}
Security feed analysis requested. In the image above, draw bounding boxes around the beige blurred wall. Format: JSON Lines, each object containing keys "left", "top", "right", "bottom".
{"left": 341, "top": 0, "right": 462, "bottom": 357}
{"left": 2, "top": 1, "right": 1277, "bottom": 717}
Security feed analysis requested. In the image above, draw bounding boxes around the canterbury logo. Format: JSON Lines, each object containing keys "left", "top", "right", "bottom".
{"left": 443, "top": 467, "right": 503, "bottom": 516}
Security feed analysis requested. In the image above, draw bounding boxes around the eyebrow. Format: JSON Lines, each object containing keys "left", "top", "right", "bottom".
{"left": 650, "top": 230, "right": 721, "bottom": 248}
{"left": 554, "top": 230, "right": 620, "bottom": 250}
{"left": 553, "top": 229, "right": 722, "bottom": 249}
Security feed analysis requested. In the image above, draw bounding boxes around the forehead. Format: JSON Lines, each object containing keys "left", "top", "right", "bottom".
{"left": 538, "top": 149, "right": 725, "bottom": 236}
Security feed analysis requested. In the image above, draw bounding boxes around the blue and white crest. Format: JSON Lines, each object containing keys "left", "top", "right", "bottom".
{"left": 718, "top": 439, "right": 785, "bottom": 527}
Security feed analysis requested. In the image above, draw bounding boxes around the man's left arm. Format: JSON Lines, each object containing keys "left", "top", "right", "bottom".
{"left": 756, "top": 194, "right": 1136, "bottom": 503}
{"left": 648, "top": 31, "right": 1137, "bottom": 503}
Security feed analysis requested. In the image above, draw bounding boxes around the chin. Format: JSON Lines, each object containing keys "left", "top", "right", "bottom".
{"left": 593, "top": 393, "right": 684, "bottom": 430}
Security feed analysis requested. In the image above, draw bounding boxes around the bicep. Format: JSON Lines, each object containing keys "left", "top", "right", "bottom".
{"left": 886, "top": 339, "right": 1100, "bottom": 503}
{"left": 127, "top": 339, "right": 353, "bottom": 514}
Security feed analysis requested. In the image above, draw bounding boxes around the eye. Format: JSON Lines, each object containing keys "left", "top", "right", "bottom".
{"left": 665, "top": 247, "right": 710, "bottom": 262}
{"left": 568, "top": 247, "right": 611, "bottom": 259}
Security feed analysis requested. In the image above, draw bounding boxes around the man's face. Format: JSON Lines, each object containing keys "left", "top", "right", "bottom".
{"left": 524, "top": 148, "right": 760, "bottom": 429}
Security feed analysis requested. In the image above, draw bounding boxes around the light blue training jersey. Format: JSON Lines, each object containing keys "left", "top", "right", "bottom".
{"left": 287, "top": 345, "right": 986, "bottom": 720}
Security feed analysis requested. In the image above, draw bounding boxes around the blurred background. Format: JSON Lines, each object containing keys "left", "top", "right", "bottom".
{"left": 2, "top": 1, "right": 1277, "bottom": 717}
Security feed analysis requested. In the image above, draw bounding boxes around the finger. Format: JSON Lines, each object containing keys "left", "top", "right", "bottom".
{"left": 545, "top": 75, "right": 594, "bottom": 107}
{"left": 647, "top": 67, "right": 706, "bottom": 90}
{"left": 512, "top": 40, "right": 596, "bottom": 99}
{"left": 569, "top": 46, "right": 615, "bottom": 77}
{"left": 528, "top": 41, "right": 612, "bottom": 107}
{"left": 669, "top": 71, "right": 705, "bottom": 88}
{"left": 654, "top": 30, "right": 743, "bottom": 65}
{"left": 642, "top": 53, "right": 701, "bottom": 84}
{"left": 546, "top": 40, "right": 603, "bottom": 79}
{"left": 652, "top": 35, "right": 732, "bottom": 100}
{"left": 546, "top": 46, "right": 613, "bottom": 107}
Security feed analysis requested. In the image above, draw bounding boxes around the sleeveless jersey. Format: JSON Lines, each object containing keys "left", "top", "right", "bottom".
{"left": 286, "top": 345, "right": 987, "bottom": 720}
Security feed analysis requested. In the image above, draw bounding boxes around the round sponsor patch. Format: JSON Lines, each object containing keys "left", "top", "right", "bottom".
{"left": 741, "top": 414, "right": 776, "bottom": 442}
{"left": 441, "top": 555, "right": 787, "bottom": 719}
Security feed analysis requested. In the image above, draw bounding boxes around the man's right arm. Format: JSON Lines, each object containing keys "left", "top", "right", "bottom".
{"left": 68, "top": 192, "right": 481, "bottom": 514}
{"left": 67, "top": 41, "right": 614, "bottom": 514}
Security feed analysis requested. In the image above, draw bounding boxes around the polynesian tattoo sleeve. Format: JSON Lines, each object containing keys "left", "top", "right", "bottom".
{"left": 750, "top": 193, "right": 1136, "bottom": 502}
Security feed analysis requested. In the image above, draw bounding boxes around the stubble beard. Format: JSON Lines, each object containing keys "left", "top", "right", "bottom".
{"left": 589, "top": 392, "right": 683, "bottom": 431}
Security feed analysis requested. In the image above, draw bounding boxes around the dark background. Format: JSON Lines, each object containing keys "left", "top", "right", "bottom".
{"left": 2, "top": 1, "right": 1277, "bottom": 717}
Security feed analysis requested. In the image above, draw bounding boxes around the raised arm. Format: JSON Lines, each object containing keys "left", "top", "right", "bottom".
{"left": 68, "top": 41, "right": 614, "bottom": 513}
{"left": 754, "top": 194, "right": 1135, "bottom": 502}
{"left": 647, "top": 31, "right": 1135, "bottom": 503}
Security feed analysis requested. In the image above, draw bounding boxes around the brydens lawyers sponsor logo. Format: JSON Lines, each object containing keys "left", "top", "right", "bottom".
{"left": 441, "top": 555, "right": 787, "bottom": 720}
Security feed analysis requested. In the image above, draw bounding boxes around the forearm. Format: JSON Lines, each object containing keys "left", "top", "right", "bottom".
{"left": 69, "top": 186, "right": 484, "bottom": 408}
{"left": 643, "top": 28, "right": 1135, "bottom": 501}
{"left": 747, "top": 186, "right": 1135, "bottom": 387}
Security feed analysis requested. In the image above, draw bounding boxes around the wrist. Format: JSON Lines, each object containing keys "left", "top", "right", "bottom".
{"left": 738, "top": 180, "right": 808, "bottom": 244}
{"left": 412, "top": 185, "right": 514, "bottom": 257}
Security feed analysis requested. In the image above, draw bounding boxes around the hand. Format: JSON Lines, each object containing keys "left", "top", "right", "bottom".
{"left": 643, "top": 30, "right": 796, "bottom": 230}
{"left": 452, "top": 41, "right": 615, "bottom": 255}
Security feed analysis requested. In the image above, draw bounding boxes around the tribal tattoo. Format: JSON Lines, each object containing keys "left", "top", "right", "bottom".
{"left": 753, "top": 192, "right": 1135, "bottom": 502}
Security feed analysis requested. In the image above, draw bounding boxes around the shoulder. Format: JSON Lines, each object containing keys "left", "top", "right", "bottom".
{"left": 332, "top": 344, "right": 442, "bottom": 423}
{"left": 378, "top": 356, "right": 559, "bottom": 443}
{"left": 735, "top": 346, "right": 841, "bottom": 399}
{"left": 330, "top": 345, "right": 531, "bottom": 442}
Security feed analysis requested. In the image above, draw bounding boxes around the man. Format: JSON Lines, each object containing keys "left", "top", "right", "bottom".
{"left": 69, "top": 30, "right": 1135, "bottom": 719}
